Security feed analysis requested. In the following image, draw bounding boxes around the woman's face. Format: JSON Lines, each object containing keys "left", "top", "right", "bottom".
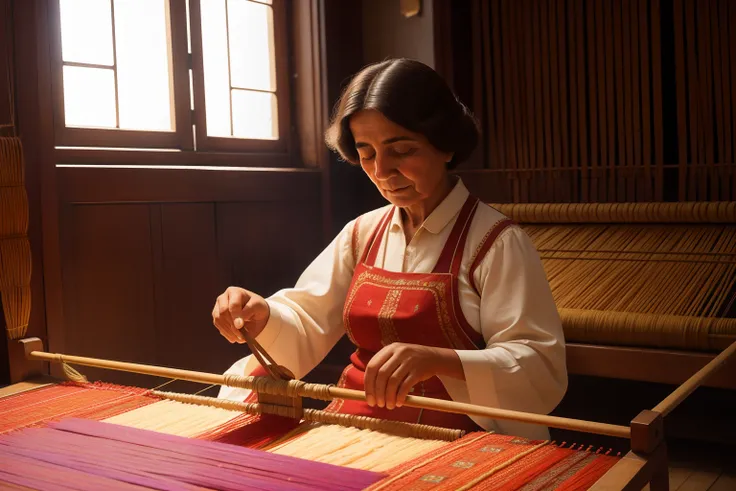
{"left": 349, "top": 109, "right": 453, "bottom": 208}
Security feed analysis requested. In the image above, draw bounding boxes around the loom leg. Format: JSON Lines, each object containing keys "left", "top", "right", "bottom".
{"left": 648, "top": 444, "right": 670, "bottom": 491}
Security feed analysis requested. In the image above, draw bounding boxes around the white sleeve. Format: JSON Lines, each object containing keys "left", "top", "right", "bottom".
{"left": 218, "top": 220, "right": 356, "bottom": 400}
{"left": 455, "top": 226, "right": 568, "bottom": 438}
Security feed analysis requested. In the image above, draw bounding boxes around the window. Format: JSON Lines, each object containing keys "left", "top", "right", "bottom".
{"left": 51, "top": 0, "right": 289, "bottom": 154}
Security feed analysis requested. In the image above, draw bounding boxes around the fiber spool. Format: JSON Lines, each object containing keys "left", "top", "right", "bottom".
{"left": 0, "top": 237, "right": 31, "bottom": 289}
{"left": 491, "top": 202, "right": 736, "bottom": 224}
{"left": 0, "top": 186, "right": 28, "bottom": 236}
{"left": 2, "top": 286, "right": 31, "bottom": 339}
{"left": 0, "top": 136, "right": 24, "bottom": 186}
{"left": 558, "top": 309, "right": 736, "bottom": 351}
{"left": 0, "top": 136, "right": 31, "bottom": 340}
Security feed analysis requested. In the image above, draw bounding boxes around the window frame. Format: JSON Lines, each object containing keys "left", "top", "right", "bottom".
{"left": 48, "top": 0, "right": 290, "bottom": 156}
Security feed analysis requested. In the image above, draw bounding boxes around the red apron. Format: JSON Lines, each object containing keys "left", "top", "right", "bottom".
{"left": 324, "top": 196, "right": 485, "bottom": 432}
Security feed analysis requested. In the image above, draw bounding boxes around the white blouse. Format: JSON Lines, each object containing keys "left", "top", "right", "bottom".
{"left": 218, "top": 178, "right": 567, "bottom": 440}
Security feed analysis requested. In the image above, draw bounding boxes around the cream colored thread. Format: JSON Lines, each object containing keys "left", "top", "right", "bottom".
{"left": 150, "top": 390, "right": 463, "bottom": 441}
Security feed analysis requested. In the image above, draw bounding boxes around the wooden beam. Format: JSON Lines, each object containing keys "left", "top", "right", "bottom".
{"left": 653, "top": 341, "right": 736, "bottom": 416}
{"left": 566, "top": 343, "right": 736, "bottom": 390}
{"left": 56, "top": 165, "right": 321, "bottom": 204}
{"left": 24, "top": 341, "right": 632, "bottom": 439}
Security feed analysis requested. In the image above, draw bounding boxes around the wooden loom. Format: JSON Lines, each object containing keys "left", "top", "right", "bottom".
{"left": 490, "top": 202, "right": 736, "bottom": 390}
{"left": 4, "top": 334, "right": 736, "bottom": 490}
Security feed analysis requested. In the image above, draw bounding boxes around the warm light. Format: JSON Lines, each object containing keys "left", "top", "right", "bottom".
{"left": 114, "top": 0, "right": 174, "bottom": 131}
{"left": 62, "top": 66, "right": 117, "bottom": 128}
{"left": 59, "top": 0, "right": 174, "bottom": 132}
{"left": 200, "top": 0, "right": 231, "bottom": 137}
{"left": 228, "top": 0, "right": 275, "bottom": 92}
{"left": 59, "top": 0, "right": 114, "bottom": 66}
{"left": 232, "top": 90, "right": 277, "bottom": 139}
{"left": 200, "top": 0, "right": 278, "bottom": 140}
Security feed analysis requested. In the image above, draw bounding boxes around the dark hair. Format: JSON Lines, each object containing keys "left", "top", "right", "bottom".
{"left": 324, "top": 58, "right": 479, "bottom": 169}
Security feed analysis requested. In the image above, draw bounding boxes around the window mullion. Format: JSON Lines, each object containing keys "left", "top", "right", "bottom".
{"left": 169, "top": 0, "right": 195, "bottom": 151}
{"left": 187, "top": 0, "right": 209, "bottom": 151}
{"left": 224, "top": 0, "right": 235, "bottom": 137}
{"left": 109, "top": 0, "right": 121, "bottom": 129}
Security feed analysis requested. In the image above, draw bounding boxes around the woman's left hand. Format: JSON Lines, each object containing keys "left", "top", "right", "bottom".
{"left": 364, "top": 343, "right": 465, "bottom": 410}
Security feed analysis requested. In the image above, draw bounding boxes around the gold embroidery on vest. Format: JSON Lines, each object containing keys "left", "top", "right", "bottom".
{"left": 377, "top": 289, "right": 402, "bottom": 346}
{"left": 344, "top": 270, "right": 468, "bottom": 349}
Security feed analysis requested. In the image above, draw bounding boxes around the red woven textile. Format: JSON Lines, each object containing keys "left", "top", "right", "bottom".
{"left": 0, "top": 382, "right": 158, "bottom": 434}
{"left": 197, "top": 412, "right": 301, "bottom": 449}
{"left": 368, "top": 433, "right": 619, "bottom": 490}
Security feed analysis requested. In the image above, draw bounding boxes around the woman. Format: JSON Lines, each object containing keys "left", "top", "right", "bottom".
{"left": 212, "top": 59, "right": 567, "bottom": 440}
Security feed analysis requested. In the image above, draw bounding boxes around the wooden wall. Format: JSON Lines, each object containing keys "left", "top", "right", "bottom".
{"left": 0, "top": 0, "right": 12, "bottom": 384}
{"left": 51, "top": 167, "right": 324, "bottom": 390}
{"left": 362, "top": 0, "right": 435, "bottom": 68}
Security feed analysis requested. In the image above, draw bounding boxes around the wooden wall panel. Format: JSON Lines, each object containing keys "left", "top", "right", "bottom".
{"left": 0, "top": 0, "right": 13, "bottom": 134}
{"left": 56, "top": 186, "right": 327, "bottom": 389}
{"left": 216, "top": 201, "right": 323, "bottom": 298}
{"left": 57, "top": 167, "right": 322, "bottom": 204}
{"left": 155, "top": 204, "right": 241, "bottom": 375}
{"left": 61, "top": 204, "right": 158, "bottom": 387}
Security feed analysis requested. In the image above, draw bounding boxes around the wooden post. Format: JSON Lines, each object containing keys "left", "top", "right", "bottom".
{"left": 630, "top": 409, "right": 664, "bottom": 454}
{"left": 631, "top": 410, "right": 669, "bottom": 491}
{"left": 8, "top": 337, "right": 45, "bottom": 383}
{"left": 650, "top": 448, "right": 670, "bottom": 491}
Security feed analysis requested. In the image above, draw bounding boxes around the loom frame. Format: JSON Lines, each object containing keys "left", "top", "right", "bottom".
{"left": 0, "top": 379, "right": 663, "bottom": 491}
{"left": 489, "top": 201, "right": 736, "bottom": 392}
{"left": 7, "top": 337, "right": 736, "bottom": 490}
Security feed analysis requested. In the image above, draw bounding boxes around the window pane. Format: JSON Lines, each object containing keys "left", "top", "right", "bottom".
{"left": 232, "top": 90, "right": 277, "bottom": 140}
{"left": 228, "top": 0, "right": 275, "bottom": 91}
{"left": 59, "top": 0, "right": 114, "bottom": 65}
{"left": 114, "top": 0, "right": 173, "bottom": 131}
{"left": 200, "top": 0, "right": 232, "bottom": 137}
{"left": 62, "top": 66, "right": 117, "bottom": 128}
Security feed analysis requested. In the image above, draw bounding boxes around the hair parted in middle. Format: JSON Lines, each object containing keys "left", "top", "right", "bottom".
{"left": 324, "top": 58, "right": 480, "bottom": 169}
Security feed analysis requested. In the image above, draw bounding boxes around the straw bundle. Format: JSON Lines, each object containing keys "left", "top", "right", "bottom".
{"left": 0, "top": 137, "right": 23, "bottom": 186}
{"left": 492, "top": 202, "right": 736, "bottom": 223}
{"left": 492, "top": 203, "right": 736, "bottom": 351}
{"left": 0, "top": 136, "right": 31, "bottom": 339}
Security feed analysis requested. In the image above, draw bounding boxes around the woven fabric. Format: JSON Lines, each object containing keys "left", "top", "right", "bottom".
{"left": 0, "top": 418, "right": 385, "bottom": 491}
{"left": 0, "top": 382, "right": 157, "bottom": 435}
{"left": 0, "top": 382, "right": 621, "bottom": 489}
{"left": 368, "top": 433, "right": 618, "bottom": 491}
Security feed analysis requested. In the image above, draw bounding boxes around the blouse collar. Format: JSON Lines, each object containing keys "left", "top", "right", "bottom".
{"left": 389, "top": 177, "right": 470, "bottom": 235}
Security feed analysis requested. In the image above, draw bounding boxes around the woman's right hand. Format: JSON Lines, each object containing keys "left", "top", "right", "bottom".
{"left": 212, "top": 287, "right": 271, "bottom": 344}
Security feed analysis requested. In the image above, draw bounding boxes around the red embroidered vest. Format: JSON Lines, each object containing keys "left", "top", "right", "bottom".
{"left": 324, "top": 196, "right": 505, "bottom": 431}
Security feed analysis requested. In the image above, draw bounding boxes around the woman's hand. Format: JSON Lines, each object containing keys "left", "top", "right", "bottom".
{"left": 363, "top": 343, "right": 465, "bottom": 410}
{"left": 212, "top": 287, "right": 270, "bottom": 344}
